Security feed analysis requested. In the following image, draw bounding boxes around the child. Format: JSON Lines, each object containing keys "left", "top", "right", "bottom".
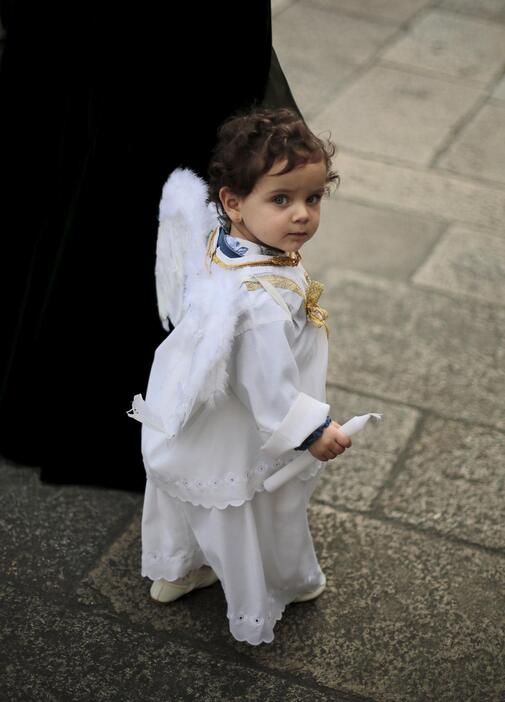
{"left": 128, "top": 107, "right": 352, "bottom": 646}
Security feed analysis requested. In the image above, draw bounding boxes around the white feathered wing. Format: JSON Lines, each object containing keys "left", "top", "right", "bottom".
{"left": 155, "top": 167, "right": 213, "bottom": 330}
{"left": 127, "top": 168, "right": 242, "bottom": 438}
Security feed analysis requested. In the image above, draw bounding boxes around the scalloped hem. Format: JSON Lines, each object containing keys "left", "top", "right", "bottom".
{"left": 145, "top": 463, "right": 324, "bottom": 510}
{"left": 146, "top": 471, "right": 268, "bottom": 509}
{"left": 226, "top": 571, "right": 326, "bottom": 645}
{"left": 141, "top": 551, "right": 208, "bottom": 582}
{"left": 227, "top": 603, "right": 286, "bottom": 646}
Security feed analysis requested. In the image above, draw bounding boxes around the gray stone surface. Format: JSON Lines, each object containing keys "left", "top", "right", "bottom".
{"left": 78, "top": 513, "right": 229, "bottom": 641}
{"left": 273, "top": 4, "right": 396, "bottom": 120}
{"left": 272, "top": 0, "right": 299, "bottom": 17}
{"left": 0, "top": 459, "right": 40, "bottom": 489}
{"left": 381, "top": 9, "right": 505, "bottom": 84}
{"left": 440, "top": 0, "right": 505, "bottom": 24}
{"left": 412, "top": 224, "right": 505, "bottom": 305}
{"left": 261, "top": 505, "right": 505, "bottom": 700}
{"left": 274, "top": 3, "right": 396, "bottom": 66}
{"left": 273, "top": 50, "right": 357, "bottom": 123}
{"left": 0, "top": 459, "right": 140, "bottom": 594}
{"left": 79, "top": 506, "right": 505, "bottom": 702}
{"left": 313, "top": 387, "right": 419, "bottom": 511}
{"left": 311, "top": 65, "right": 482, "bottom": 164}
{"left": 378, "top": 415, "right": 505, "bottom": 549}
{"left": 437, "top": 102, "right": 505, "bottom": 185}
{"left": 301, "top": 198, "right": 444, "bottom": 282}
{"left": 323, "top": 273, "right": 505, "bottom": 429}
{"left": 0, "top": 587, "right": 345, "bottom": 702}
{"left": 493, "top": 73, "right": 505, "bottom": 100}
{"left": 302, "top": 0, "right": 432, "bottom": 24}
{"left": 328, "top": 151, "right": 505, "bottom": 230}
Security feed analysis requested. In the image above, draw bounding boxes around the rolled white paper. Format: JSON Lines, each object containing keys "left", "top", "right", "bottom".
{"left": 263, "top": 412, "right": 382, "bottom": 493}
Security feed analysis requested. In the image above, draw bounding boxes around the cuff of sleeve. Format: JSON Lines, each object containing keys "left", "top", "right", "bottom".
{"left": 260, "top": 392, "right": 330, "bottom": 459}
{"left": 294, "top": 415, "right": 332, "bottom": 450}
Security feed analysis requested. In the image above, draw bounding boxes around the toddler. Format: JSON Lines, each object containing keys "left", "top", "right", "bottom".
{"left": 128, "top": 107, "right": 352, "bottom": 645}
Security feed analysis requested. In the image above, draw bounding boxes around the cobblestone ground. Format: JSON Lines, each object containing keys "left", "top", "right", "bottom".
{"left": 2, "top": 2, "right": 505, "bottom": 700}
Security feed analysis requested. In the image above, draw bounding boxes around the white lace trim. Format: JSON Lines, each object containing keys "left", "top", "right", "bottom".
{"left": 145, "top": 454, "right": 323, "bottom": 509}
{"left": 141, "top": 550, "right": 207, "bottom": 581}
{"left": 175, "top": 460, "right": 275, "bottom": 491}
{"left": 227, "top": 570, "right": 326, "bottom": 645}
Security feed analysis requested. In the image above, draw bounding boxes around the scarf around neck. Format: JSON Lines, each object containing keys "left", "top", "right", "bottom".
{"left": 217, "top": 225, "right": 286, "bottom": 259}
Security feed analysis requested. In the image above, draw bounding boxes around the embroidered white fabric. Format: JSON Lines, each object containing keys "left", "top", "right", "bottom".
{"left": 139, "top": 305, "right": 329, "bottom": 509}
{"left": 141, "top": 474, "right": 326, "bottom": 645}
{"left": 143, "top": 451, "right": 325, "bottom": 510}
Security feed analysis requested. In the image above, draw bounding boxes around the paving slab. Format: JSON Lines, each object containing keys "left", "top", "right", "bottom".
{"left": 0, "top": 459, "right": 140, "bottom": 594}
{"left": 437, "top": 102, "right": 505, "bottom": 185}
{"left": 271, "top": 0, "right": 298, "bottom": 17}
{"left": 79, "top": 505, "right": 505, "bottom": 702}
{"left": 301, "top": 197, "right": 444, "bottom": 282}
{"left": 272, "top": 49, "right": 357, "bottom": 123}
{"left": 0, "top": 458, "right": 41, "bottom": 489}
{"left": 301, "top": 0, "right": 431, "bottom": 25}
{"left": 274, "top": 3, "right": 396, "bottom": 66}
{"left": 0, "top": 586, "right": 347, "bottom": 702}
{"left": 273, "top": 4, "right": 396, "bottom": 120}
{"left": 412, "top": 224, "right": 505, "bottom": 306}
{"left": 311, "top": 65, "right": 483, "bottom": 165}
{"left": 378, "top": 415, "right": 505, "bottom": 550}
{"left": 381, "top": 9, "right": 505, "bottom": 84}
{"left": 322, "top": 273, "right": 505, "bottom": 429}
{"left": 325, "top": 150, "right": 505, "bottom": 230}
{"left": 439, "top": 0, "right": 505, "bottom": 24}
{"left": 493, "top": 73, "right": 505, "bottom": 100}
{"left": 313, "top": 387, "right": 419, "bottom": 511}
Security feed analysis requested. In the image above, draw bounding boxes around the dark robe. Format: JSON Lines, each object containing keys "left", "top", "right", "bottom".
{"left": 0, "top": 1, "right": 300, "bottom": 492}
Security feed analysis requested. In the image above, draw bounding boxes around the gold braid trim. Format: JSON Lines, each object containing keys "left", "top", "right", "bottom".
{"left": 206, "top": 228, "right": 301, "bottom": 269}
{"left": 205, "top": 227, "right": 219, "bottom": 273}
{"left": 205, "top": 228, "right": 329, "bottom": 336}
{"left": 243, "top": 275, "right": 305, "bottom": 297}
{"left": 244, "top": 273, "right": 330, "bottom": 338}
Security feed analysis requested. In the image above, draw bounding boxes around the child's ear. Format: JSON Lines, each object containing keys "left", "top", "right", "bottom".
{"left": 219, "top": 187, "right": 242, "bottom": 224}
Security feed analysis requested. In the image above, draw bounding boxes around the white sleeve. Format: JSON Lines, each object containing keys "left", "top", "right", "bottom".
{"left": 229, "top": 319, "right": 330, "bottom": 459}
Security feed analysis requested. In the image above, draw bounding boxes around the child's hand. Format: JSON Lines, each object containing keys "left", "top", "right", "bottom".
{"left": 308, "top": 421, "right": 352, "bottom": 461}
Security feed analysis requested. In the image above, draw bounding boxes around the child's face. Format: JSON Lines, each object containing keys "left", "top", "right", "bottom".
{"left": 220, "top": 158, "right": 328, "bottom": 253}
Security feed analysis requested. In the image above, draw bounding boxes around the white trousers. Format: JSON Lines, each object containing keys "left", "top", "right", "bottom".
{"left": 141, "top": 476, "right": 325, "bottom": 645}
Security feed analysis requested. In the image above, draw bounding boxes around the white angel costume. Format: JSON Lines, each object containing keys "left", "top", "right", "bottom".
{"left": 128, "top": 168, "right": 332, "bottom": 645}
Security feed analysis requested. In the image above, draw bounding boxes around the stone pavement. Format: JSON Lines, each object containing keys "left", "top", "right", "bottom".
{"left": 2, "top": 1, "right": 505, "bottom": 700}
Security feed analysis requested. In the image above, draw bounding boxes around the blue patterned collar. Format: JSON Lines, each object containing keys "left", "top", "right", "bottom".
{"left": 217, "top": 225, "right": 285, "bottom": 259}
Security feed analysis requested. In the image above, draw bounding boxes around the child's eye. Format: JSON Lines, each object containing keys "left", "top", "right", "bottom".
{"left": 272, "top": 194, "right": 288, "bottom": 205}
{"left": 307, "top": 194, "right": 322, "bottom": 204}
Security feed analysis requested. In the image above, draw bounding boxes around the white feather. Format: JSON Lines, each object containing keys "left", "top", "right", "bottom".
{"left": 155, "top": 168, "right": 217, "bottom": 328}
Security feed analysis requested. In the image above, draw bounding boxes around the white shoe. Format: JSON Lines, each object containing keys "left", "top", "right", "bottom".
{"left": 291, "top": 582, "right": 326, "bottom": 603}
{"left": 149, "top": 566, "right": 219, "bottom": 603}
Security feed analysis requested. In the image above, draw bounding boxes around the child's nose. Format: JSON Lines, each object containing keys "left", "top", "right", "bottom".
{"left": 292, "top": 203, "right": 310, "bottom": 221}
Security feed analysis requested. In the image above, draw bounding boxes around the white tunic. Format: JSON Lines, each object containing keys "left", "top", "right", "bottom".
{"left": 140, "top": 228, "right": 330, "bottom": 509}
{"left": 140, "top": 228, "right": 331, "bottom": 645}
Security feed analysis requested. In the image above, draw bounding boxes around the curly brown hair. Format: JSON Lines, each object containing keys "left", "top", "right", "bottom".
{"left": 207, "top": 107, "right": 339, "bottom": 229}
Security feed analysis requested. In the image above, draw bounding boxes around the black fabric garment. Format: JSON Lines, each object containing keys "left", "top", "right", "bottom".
{"left": 0, "top": 1, "right": 300, "bottom": 492}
